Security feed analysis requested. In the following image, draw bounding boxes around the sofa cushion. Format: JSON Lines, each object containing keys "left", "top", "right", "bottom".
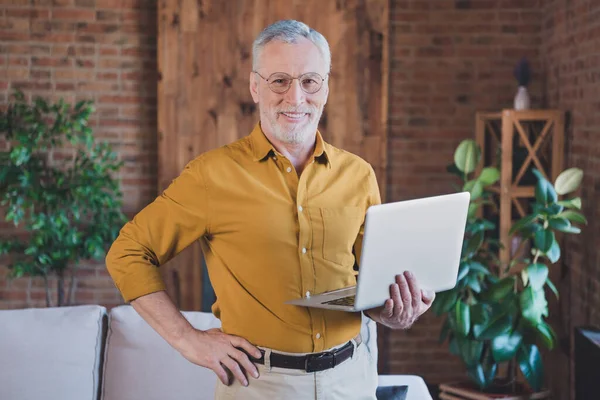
{"left": 101, "top": 305, "right": 222, "bottom": 400}
{"left": 0, "top": 305, "right": 107, "bottom": 400}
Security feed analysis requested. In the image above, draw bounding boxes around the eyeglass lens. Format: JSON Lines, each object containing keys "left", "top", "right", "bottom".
{"left": 267, "top": 73, "right": 323, "bottom": 94}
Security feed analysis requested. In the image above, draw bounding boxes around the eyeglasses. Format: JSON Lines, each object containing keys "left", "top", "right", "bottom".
{"left": 253, "top": 71, "right": 328, "bottom": 94}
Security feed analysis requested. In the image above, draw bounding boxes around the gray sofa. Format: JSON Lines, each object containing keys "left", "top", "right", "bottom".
{"left": 0, "top": 305, "right": 432, "bottom": 400}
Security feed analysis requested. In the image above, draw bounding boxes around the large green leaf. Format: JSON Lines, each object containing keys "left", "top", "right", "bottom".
{"left": 463, "top": 179, "right": 484, "bottom": 200}
{"left": 520, "top": 222, "right": 543, "bottom": 238}
{"left": 456, "top": 336, "right": 484, "bottom": 367}
{"left": 509, "top": 214, "right": 538, "bottom": 235}
{"left": 474, "top": 313, "right": 513, "bottom": 340}
{"left": 518, "top": 344, "right": 544, "bottom": 392}
{"left": 532, "top": 169, "right": 557, "bottom": 205}
{"left": 454, "top": 139, "right": 480, "bottom": 174}
{"left": 546, "top": 237, "right": 561, "bottom": 263}
{"left": 535, "top": 321, "right": 557, "bottom": 350}
{"left": 479, "top": 167, "right": 500, "bottom": 186}
{"left": 457, "top": 262, "right": 470, "bottom": 281}
{"left": 455, "top": 300, "right": 471, "bottom": 337}
{"left": 467, "top": 346, "right": 498, "bottom": 389}
{"left": 526, "top": 263, "right": 549, "bottom": 290}
{"left": 556, "top": 197, "right": 581, "bottom": 210}
{"left": 543, "top": 203, "right": 564, "bottom": 216}
{"left": 520, "top": 286, "right": 548, "bottom": 324}
{"left": 482, "top": 277, "right": 515, "bottom": 302}
{"left": 468, "top": 261, "right": 491, "bottom": 275}
{"left": 491, "top": 331, "right": 522, "bottom": 362}
{"left": 548, "top": 217, "right": 581, "bottom": 234}
{"left": 447, "top": 162, "right": 464, "bottom": 178}
{"left": 467, "top": 203, "right": 478, "bottom": 219}
{"left": 546, "top": 278, "right": 559, "bottom": 300}
{"left": 557, "top": 210, "right": 588, "bottom": 225}
{"left": 554, "top": 167, "right": 583, "bottom": 195}
{"left": 470, "top": 302, "right": 488, "bottom": 327}
{"left": 431, "top": 289, "right": 458, "bottom": 315}
{"left": 534, "top": 230, "right": 554, "bottom": 253}
{"left": 467, "top": 275, "right": 482, "bottom": 293}
{"left": 463, "top": 231, "right": 484, "bottom": 258}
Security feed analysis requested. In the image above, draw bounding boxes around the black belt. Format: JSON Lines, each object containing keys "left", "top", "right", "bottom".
{"left": 250, "top": 337, "right": 359, "bottom": 373}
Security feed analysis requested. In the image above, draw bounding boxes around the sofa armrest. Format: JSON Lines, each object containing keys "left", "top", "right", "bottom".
{"left": 378, "top": 375, "right": 432, "bottom": 400}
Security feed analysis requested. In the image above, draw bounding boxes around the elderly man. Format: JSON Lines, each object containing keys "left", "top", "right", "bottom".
{"left": 106, "top": 19, "right": 435, "bottom": 400}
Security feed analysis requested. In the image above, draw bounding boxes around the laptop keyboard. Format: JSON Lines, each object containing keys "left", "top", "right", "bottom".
{"left": 323, "top": 295, "right": 355, "bottom": 306}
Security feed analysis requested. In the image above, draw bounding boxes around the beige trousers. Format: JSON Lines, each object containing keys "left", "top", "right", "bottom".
{"left": 214, "top": 338, "right": 378, "bottom": 400}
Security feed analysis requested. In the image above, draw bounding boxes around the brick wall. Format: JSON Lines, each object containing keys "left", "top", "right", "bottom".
{"left": 1, "top": 0, "right": 598, "bottom": 398}
{"left": 385, "top": 0, "right": 544, "bottom": 385}
{"left": 0, "top": 0, "right": 158, "bottom": 308}
{"left": 541, "top": 0, "right": 600, "bottom": 398}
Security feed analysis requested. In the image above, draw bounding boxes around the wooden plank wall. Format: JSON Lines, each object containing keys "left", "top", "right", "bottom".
{"left": 157, "top": 0, "right": 389, "bottom": 311}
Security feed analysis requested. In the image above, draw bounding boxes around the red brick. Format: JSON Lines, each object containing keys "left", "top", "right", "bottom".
{"left": 53, "top": 9, "right": 95, "bottom": 20}
{"left": 31, "top": 56, "right": 72, "bottom": 67}
{"left": 53, "top": 69, "right": 95, "bottom": 80}
{"left": 55, "top": 82, "right": 76, "bottom": 91}
{"left": 99, "top": 46, "right": 119, "bottom": 56}
{"left": 97, "top": 71, "right": 118, "bottom": 80}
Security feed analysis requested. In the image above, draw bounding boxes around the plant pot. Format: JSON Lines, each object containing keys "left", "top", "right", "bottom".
{"left": 439, "top": 381, "right": 551, "bottom": 400}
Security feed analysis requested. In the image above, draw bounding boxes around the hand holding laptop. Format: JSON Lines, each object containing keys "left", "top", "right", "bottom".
{"left": 285, "top": 192, "right": 469, "bottom": 314}
{"left": 363, "top": 270, "right": 435, "bottom": 330}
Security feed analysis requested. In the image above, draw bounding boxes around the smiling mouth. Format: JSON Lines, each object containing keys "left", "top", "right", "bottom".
{"left": 280, "top": 112, "right": 309, "bottom": 120}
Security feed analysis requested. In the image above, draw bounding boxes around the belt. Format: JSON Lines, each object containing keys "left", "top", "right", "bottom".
{"left": 250, "top": 334, "right": 361, "bottom": 373}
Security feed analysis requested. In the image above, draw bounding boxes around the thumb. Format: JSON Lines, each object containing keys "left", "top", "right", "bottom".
{"left": 421, "top": 289, "right": 435, "bottom": 304}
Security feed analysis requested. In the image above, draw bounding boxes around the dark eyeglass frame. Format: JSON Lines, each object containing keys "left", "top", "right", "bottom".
{"left": 253, "top": 71, "right": 329, "bottom": 94}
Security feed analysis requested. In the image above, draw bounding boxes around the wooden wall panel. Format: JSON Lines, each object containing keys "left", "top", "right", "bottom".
{"left": 157, "top": 0, "right": 389, "bottom": 311}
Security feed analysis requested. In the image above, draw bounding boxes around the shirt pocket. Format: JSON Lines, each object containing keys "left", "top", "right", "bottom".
{"left": 320, "top": 207, "right": 364, "bottom": 266}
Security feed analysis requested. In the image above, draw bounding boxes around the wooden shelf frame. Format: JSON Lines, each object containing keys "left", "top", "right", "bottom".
{"left": 475, "top": 109, "right": 565, "bottom": 272}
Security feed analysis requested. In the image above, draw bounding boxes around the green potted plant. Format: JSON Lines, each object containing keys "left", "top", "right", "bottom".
{"left": 433, "top": 139, "right": 586, "bottom": 399}
{"left": 0, "top": 90, "right": 127, "bottom": 307}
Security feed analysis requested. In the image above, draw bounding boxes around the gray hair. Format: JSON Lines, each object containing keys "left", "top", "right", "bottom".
{"left": 252, "top": 20, "right": 331, "bottom": 72}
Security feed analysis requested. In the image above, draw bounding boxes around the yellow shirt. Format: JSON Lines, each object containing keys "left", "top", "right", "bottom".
{"left": 106, "top": 123, "right": 381, "bottom": 353}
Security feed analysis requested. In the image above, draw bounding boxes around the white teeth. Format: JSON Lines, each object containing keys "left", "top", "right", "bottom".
{"left": 282, "top": 112, "right": 306, "bottom": 119}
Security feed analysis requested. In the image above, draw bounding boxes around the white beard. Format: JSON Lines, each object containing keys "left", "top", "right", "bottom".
{"left": 263, "top": 105, "right": 324, "bottom": 145}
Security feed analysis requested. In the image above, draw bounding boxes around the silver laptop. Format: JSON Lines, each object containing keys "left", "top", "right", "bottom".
{"left": 285, "top": 192, "right": 470, "bottom": 312}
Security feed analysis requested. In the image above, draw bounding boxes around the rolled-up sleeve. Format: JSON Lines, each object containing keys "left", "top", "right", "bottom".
{"left": 106, "top": 157, "right": 209, "bottom": 302}
{"left": 353, "top": 164, "right": 382, "bottom": 270}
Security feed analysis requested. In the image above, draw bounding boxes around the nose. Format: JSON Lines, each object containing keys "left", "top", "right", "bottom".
{"left": 284, "top": 78, "right": 305, "bottom": 105}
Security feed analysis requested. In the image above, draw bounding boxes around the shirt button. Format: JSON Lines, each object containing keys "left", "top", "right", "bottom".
{"left": 305, "top": 291, "right": 311, "bottom": 298}
{"left": 272, "top": 156, "right": 277, "bottom": 161}
{"left": 316, "top": 333, "right": 321, "bottom": 339}
{"left": 298, "top": 205, "right": 303, "bottom": 212}
{"left": 302, "top": 247, "right": 307, "bottom": 254}
{"left": 286, "top": 167, "right": 292, "bottom": 173}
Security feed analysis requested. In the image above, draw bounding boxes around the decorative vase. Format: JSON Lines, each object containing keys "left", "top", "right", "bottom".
{"left": 514, "top": 86, "right": 530, "bottom": 110}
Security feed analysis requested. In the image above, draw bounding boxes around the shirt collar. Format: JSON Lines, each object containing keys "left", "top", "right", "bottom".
{"left": 250, "top": 122, "right": 332, "bottom": 168}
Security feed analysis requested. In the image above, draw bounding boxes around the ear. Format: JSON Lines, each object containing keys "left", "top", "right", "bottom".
{"left": 249, "top": 72, "right": 260, "bottom": 103}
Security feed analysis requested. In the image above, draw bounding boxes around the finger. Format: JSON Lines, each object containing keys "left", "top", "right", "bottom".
{"left": 231, "top": 336, "right": 262, "bottom": 359}
{"left": 390, "top": 283, "right": 403, "bottom": 319}
{"left": 212, "top": 362, "right": 231, "bottom": 386}
{"left": 396, "top": 274, "right": 412, "bottom": 317}
{"left": 404, "top": 271, "right": 422, "bottom": 310}
{"left": 421, "top": 289, "right": 436, "bottom": 305}
{"left": 229, "top": 348, "right": 260, "bottom": 379}
{"left": 221, "top": 357, "right": 248, "bottom": 387}
{"left": 383, "top": 298, "right": 394, "bottom": 319}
